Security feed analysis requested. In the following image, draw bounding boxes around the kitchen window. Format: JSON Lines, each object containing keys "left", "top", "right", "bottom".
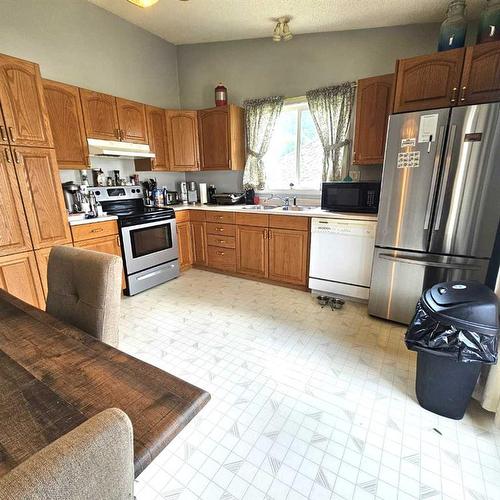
{"left": 263, "top": 99, "right": 323, "bottom": 191}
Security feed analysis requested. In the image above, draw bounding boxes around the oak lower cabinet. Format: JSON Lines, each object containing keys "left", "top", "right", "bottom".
{"left": 176, "top": 221, "right": 193, "bottom": 271}
{"left": 0, "top": 53, "right": 53, "bottom": 148}
{"left": 0, "top": 147, "right": 32, "bottom": 257}
{"left": 0, "top": 251, "right": 45, "bottom": 308}
{"left": 393, "top": 48, "right": 465, "bottom": 113}
{"left": 43, "top": 79, "right": 89, "bottom": 169}
{"left": 165, "top": 110, "right": 199, "bottom": 171}
{"left": 191, "top": 221, "right": 207, "bottom": 265}
{"left": 236, "top": 225, "right": 268, "bottom": 278}
{"left": 353, "top": 73, "right": 394, "bottom": 165}
{"left": 198, "top": 105, "right": 245, "bottom": 170}
{"left": 268, "top": 228, "right": 308, "bottom": 286}
{"left": 13, "top": 147, "right": 72, "bottom": 249}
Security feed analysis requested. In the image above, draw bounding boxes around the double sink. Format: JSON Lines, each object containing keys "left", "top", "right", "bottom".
{"left": 240, "top": 205, "right": 313, "bottom": 212}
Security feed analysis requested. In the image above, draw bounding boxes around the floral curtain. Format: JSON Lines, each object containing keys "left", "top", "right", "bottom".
{"left": 306, "top": 82, "right": 356, "bottom": 181}
{"left": 243, "top": 96, "right": 284, "bottom": 190}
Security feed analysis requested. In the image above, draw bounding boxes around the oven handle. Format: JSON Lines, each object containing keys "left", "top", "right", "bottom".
{"left": 121, "top": 218, "right": 177, "bottom": 231}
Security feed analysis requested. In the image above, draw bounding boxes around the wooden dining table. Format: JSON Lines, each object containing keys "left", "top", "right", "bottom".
{"left": 0, "top": 289, "right": 210, "bottom": 478}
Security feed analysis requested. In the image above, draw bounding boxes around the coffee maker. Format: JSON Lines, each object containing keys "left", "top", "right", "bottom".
{"left": 62, "top": 181, "right": 82, "bottom": 213}
{"left": 178, "top": 181, "right": 188, "bottom": 204}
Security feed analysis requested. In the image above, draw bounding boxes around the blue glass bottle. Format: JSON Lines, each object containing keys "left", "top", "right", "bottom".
{"left": 438, "top": 1, "right": 467, "bottom": 52}
{"left": 477, "top": 0, "right": 500, "bottom": 43}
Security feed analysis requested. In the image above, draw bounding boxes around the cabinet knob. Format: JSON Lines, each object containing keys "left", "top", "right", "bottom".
{"left": 215, "top": 227, "right": 224, "bottom": 232}
{"left": 217, "top": 251, "right": 225, "bottom": 256}
{"left": 450, "top": 87, "right": 458, "bottom": 103}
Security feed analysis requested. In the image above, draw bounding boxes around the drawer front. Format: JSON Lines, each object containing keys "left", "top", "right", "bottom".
{"left": 269, "top": 215, "right": 309, "bottom": 231}
{"left": 175, "top": 210, "right": 190, "bottom": 223}
{"left": 206, "top": 211, "right": 235, "bottom": 224}
{"left": 235, "top": 213, "right": 269, "bottom": 227}
{"left": 207, "top": 234, "right": 236, "bottom": 249}
{"left": 206, "top": 222, "right": 236, "bottom": 237}
{"left": 207, "top": 246, "right": 236, "bottom": 271}
{"left": 71, "top": 220, "right": 118, "bottom": 242}
{"left": 190, "top": 210, "right": 206, "bottom": 222}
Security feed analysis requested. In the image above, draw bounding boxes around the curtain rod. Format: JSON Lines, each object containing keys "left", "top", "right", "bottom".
{"left": 286, "top": 83, "right": 358, "bottom": 102}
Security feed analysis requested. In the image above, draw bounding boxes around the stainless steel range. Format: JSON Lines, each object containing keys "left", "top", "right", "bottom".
{"left": 90, "top": 187, "right": 179, "bottom": 296}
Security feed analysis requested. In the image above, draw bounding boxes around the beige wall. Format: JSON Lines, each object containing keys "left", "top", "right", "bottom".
{"left": 0, "top": 0, "right": 179, "bottom": 108}
{"left": 177, "top": 23, "right": 441, "bottom": 109}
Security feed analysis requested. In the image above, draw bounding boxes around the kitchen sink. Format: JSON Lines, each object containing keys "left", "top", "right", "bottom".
{"left": 240, "top": 205, "right": 280, "bottom": 210}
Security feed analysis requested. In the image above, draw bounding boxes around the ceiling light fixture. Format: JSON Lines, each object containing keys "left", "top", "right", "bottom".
{"left": 272, "top": 17, "right": 293, "bottom": 42}
{"left": 126, "top": 0, "right": 159, "bottom": 7}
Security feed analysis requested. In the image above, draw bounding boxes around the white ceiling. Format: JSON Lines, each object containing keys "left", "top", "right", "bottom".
{"left": 89, "top": 0, "right": 482, "bottom": 46}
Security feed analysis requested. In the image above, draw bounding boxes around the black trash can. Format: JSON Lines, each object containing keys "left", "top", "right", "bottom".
{"left": 405, "top": 281, "right": 499, "bottom": 420}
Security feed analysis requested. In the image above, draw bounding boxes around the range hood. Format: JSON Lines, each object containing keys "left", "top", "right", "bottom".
{"left": 87, "top": 138, "right": 155, "bottom": 159}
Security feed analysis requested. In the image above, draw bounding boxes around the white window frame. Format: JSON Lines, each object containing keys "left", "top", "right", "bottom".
{"left": 258, "top": 97, "right": 323, "bottom": 195}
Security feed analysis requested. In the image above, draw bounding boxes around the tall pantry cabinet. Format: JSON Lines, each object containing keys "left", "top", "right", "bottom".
{"left": 0, "top": 53, "right": 71, "bottom": 308}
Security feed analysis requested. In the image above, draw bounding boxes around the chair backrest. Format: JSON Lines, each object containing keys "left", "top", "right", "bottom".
{"left": 46, "top": 246, "right": 122, "bottom": 347}
{"left": 0, "top": 408, "right": 134, "bottom": 500}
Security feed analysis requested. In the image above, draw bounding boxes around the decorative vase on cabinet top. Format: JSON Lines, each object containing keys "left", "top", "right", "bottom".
{"left": 478, "top": 0, "right": 500, "bottom": 43}
{"left": 437, "top": 0, "right": 467, "bottom": 51}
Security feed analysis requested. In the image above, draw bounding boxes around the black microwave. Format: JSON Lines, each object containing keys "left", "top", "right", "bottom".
{"left": 321, "top": 181, "right": 380, "bottom": 213}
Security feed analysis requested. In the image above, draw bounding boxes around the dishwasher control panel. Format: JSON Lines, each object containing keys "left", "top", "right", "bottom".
{"left": 311, "top": 218, "right": 376, "bottom": 237}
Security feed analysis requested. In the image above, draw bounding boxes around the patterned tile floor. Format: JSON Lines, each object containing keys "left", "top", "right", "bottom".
{"left": 119, "top": 269, "right": 500, "bottom": 500}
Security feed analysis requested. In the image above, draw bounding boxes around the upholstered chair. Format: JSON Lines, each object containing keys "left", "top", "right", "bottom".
{"left": 0, "top": 408, "right": 134, "bottom": 500}
{"left": 46, "top": 246, "right": 122, "bottom": 347}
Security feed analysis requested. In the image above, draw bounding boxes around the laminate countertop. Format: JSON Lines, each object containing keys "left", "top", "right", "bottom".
{"left": 173, "top": 204, "right": 378, "bottom": 222}
{"left": 68, "top": 215, "right": 118, "bottom": 226}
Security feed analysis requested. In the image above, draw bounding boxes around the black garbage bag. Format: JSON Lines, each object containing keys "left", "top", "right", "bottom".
{"left": 405, "top": 281, "right": 499, "bottom": 364}
{"left": 405, "top": 299, "right": 498, "bottom": 364}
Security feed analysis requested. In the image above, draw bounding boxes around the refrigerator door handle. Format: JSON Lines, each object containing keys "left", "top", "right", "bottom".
{"left": 379, "top": 253, "right": 482, "bottom": 271}
{"left": 424, "top": 125, "right": 446, "bottom": 230}
{"left": 433, "top": 124, "right": 457, "bottom": 231}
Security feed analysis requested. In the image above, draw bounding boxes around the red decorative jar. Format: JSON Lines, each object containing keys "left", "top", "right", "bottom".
{"left": 215, "top": 83, "right": 227, "bottom": 106}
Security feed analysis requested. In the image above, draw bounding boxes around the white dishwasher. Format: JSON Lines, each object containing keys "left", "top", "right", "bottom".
{"left": 308, "top": 218, "right": 377, "bottom": 300}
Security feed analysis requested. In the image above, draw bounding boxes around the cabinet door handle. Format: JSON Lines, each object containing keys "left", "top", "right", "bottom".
{"left": 450, "top": 87, "right": 458, "bottom": 104}
{"left": 120, "top": 129, "right": 125, "bottom": 141}
{"left": 263, "top": 229, "right": 268, "bottom": 239}
{"left": 268, "top": 229, "right": 272, "bottom": 239}
{"left": 8, "top": 127, "right": 15, "bottom": 142}
{"left": 90, "top": 227, "right": 104, "bottom": 233}
{"left": 116, "top": 235, "right": 121, "bottom": 247}
{"left": 4, "top": 147, "right": 11, "bottom": 163}
{"left": 459, "top": 86, "right": 467, "bottom": 103}
{"left": 114, "top": 129, "right": 120, "bottom": 140}
{"left": 0, "top": 126, "right": 6, "bottom": 142}
{"left": 13, "top": 149, "right": 20, "bottom": 164}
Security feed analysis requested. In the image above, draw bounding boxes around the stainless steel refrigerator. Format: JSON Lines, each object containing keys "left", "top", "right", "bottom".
{"left": 368, "top": 103, "right": 500, "bottom": 324}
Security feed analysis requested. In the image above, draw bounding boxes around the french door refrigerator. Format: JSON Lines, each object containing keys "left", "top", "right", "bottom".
{"left": 368, "top": 103, "right": 500, "bottom": 324}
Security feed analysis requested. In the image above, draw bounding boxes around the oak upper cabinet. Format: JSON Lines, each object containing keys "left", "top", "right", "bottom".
{"left": 268, "top": 228, "right": 308, "bottom": 286}
{"left": 136, "top": 105, "right": 169, "bottom": 171}
{"left": 43, "top": 80, "right": 89, "bottom": 169}
{"left": 236, "top": 225, "right": 268, "bottom": 278}
{"left": 176, "top": 221, "right": 193, "bottom": 270}
{"left": 165, "top": 110, "right": 199, "bottom": 171}
{"left": 0, "top": 147, "right": 32, "bottom": 257}
{"left": 460, "top": 41, "right": 500, "bottom": 105}
{"left": 0, "top": 251, "right": 45, "bottom": 309}
{"left": 13, "top": 147, "right": 72, "bottom": 249}
{"left": 116, "top": 97, "right": 148, "bottom": 144}
{"left": 198, "top": 105, "right": 245, "bottom": 171}
{"left": 393, "top": 48, "right": 465, "bottom": 113}
{"left": 80, "top": 89, "right": 120, "bottom": 141}
{"left": 0, "top": 53, "right": 53, "bottom": 148}
{"left": 353, "top": 73, "right": 394, "bottom": 165}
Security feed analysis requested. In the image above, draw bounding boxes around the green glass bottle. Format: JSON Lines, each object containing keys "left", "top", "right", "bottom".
{"left": 438, "top": 1, "right": 467, "bottom": 51}
{"left": 477, "top": 0, "right": 500, "bottom": 43}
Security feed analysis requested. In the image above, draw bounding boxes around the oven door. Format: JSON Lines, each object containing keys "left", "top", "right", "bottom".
{"left": 121, "top": 218, "right": 178, "bottom": 275}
